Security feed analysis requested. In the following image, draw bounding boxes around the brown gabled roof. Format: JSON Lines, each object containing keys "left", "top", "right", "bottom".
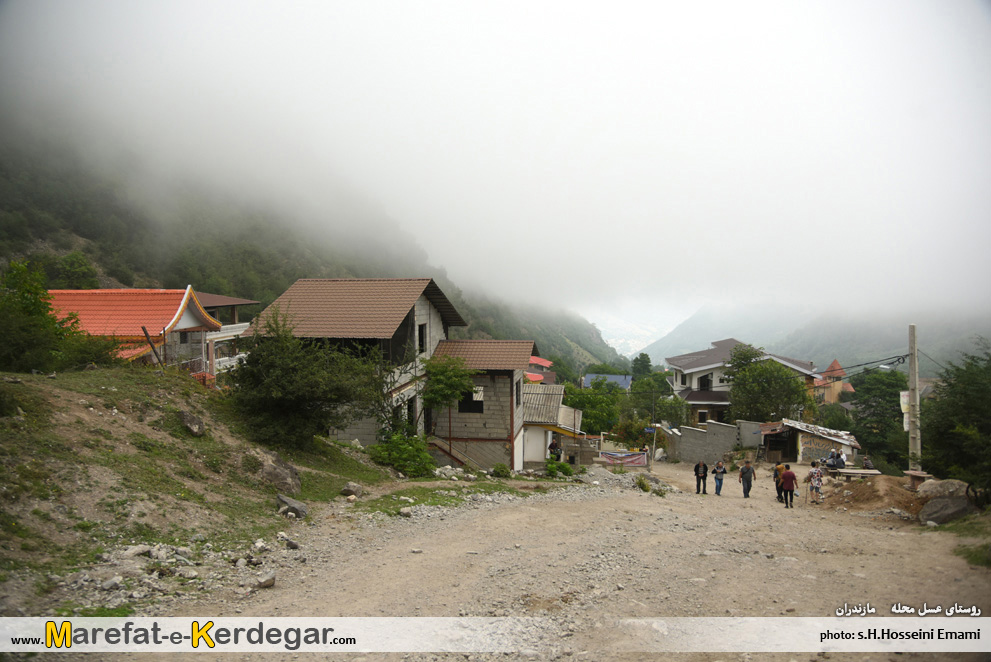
{"left": 255, "top": 278, "right": 466, "bottom": 339}
{"left": 433, "top": 339, "right": 536, "bottom": 370}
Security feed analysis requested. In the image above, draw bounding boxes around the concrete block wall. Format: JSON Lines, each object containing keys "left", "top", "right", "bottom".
{"left": 434, "top": 373, "right": 521, "bottom": 441}
{"left": 667, "top": 420, "right": 756, "bottom": 463}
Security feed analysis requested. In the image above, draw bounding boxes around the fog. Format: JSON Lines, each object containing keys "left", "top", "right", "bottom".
{"left": 2, "top": 1, "right": 990, "bottom": 339}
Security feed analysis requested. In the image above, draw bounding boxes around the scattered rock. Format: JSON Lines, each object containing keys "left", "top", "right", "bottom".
{"left": 256, "top": 572, "right": 276, "bottom": 589}
{"left": 918, "top": 496, "right": 976, "bottom": 525}
{"left": 276, "top": 494, "right": 308, "bottom": 519}
{"left": 917, "top": 479, "right": 969, "bottom": 500}
{"left": 262, "top": 454, "right": 302, "bottom": 495}
{"left": 341, "top": 482, "right": 363, "bottom": 497}
{"left": 179, "top": 410, "right": 206, "bottom": 437}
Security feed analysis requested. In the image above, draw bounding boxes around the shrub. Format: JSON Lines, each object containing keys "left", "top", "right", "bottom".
{"left": 635, "top": 474, "right": 650, "bottom": 492}
{"left": 368, "top": 433, "right": 436, "bottom": 478}
{"left": 491, "top": 463, "right": 511, "bottom": 478}
{"left": 544, "top": 460, "right": 574, "bottom": 477}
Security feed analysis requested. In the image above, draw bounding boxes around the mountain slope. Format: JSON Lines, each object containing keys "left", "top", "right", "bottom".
{"left": 0, "top": 135, "right": 621, "bottom": 371}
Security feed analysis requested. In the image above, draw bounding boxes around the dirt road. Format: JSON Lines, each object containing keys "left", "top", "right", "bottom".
{"left": 115, "top": 462, "right": 989, "bottom": 662}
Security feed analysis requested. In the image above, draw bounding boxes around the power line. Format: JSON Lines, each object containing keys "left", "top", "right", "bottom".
{"left": 918, "top": 349, "right": 947, "bottom": 372}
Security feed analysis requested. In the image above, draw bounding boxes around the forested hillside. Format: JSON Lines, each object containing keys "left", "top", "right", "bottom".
{"left": 0, "top": 135, "right": 623, "bottom": 373}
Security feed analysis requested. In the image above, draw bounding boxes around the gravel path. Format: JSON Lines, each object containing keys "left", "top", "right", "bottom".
{"left": 107, "top": 462, "right": 989, "bottom": 662}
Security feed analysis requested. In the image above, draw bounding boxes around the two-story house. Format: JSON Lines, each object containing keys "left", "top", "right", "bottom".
{"left": 429, "top": 339, "right": 536, "bottom": 470}
{"left": 665, "top": 338, "right": 817, "bottom": 426}
{"left": 254, "top": 278, "right": 467, "bottom": 444}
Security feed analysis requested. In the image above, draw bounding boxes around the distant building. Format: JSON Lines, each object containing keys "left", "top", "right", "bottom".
{"left": 665, "top": 338, "right": 817, "bottom": 426}
{"left": 812, "top": 359, "right": 855, "bottom": 405}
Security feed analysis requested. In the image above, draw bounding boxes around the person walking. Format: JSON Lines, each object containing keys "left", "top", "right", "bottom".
{"left": 739, "top": 460, "right": 755, "bottom": 498}
{"left": 773, "top": 461, "right": 786, "bottom": 503}
{"left": 780, "top": 463, "right": 798, "bottom": 508}
{"left": 805, "top": 460, "right": 824, "bottom": 505}
{"left": 693, "top": 459, "right": 709, "bottom": 494}
{"left": 711, "top": 461, "right": 727, "bottom": 495}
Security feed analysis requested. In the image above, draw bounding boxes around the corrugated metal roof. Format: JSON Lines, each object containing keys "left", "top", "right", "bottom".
{"left": 255, "top": 278, "right": 466, "bottom": 339}
{"left": 780, "top": 418, "right": 861, "bottom": 450}
{"left": 48, "top": 287, "right": 221, "bottom": 339}
{"left": 433, "top": 339, "right": 535, "bottom": 370}
{"left": 523, "top": 384, "right": 565, "bottom": 424}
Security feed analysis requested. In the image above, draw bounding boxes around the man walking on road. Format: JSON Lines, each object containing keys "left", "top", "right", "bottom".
{"left": 780, "top": 463, "right": 798, "bottom": 508}
{"left": 693, "top": 459, "right": 709, "bottom": 494}
{"left": 739, "top": 460, "right": 755, "bottom": 498}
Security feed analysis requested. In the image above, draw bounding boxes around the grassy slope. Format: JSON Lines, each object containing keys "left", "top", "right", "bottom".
{"left": 0, "top": 366, "right": 395, "bottom": 600}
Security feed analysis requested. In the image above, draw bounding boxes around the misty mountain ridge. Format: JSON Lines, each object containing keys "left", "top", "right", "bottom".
{"left": 0, "top": 132, "right": 623, "bottom": 371}
{"left": 638, "top": 303, "right": 991, "bottom": 379}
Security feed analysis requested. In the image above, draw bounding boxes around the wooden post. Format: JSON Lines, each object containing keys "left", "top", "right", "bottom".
{"left": 141, "top": 326, "right": 164, "bottom": 368}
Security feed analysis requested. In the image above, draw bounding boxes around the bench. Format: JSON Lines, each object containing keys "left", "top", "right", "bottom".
{"left": 834, "top": 468, "right": 882, "bottom": 482}
{"left": 903, "top": 470, "right": 934, "bottom": 491}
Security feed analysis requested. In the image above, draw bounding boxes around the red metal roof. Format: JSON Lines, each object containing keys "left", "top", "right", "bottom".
{"left": 525, "top": 371, "right": 545, "bottom": 383}
{"left": 529, "top": 355, "right": 553, "bottom": 368}
{"left": 48, "top": 287, "right": 221, "bottom": 340}
{"left": 433, "top": 340, "right": 536, "bottom": 371}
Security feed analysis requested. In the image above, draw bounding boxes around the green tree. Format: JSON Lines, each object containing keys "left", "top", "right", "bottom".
{"left": 230, "top": 309, "right": 385, "bottom": 448}
{"left": 585, "top": 363, "right": 628, "bottom": 376}
{"left": 816, "top": 402, "right": 853, "bottom": 431}
{"left": 631, "top": 353, "right": 652, "bottom": 381}
{"left": 922, "top": 339, "right": 991, "bottom": 499}
{"left": 726, "top": 344, "right": 814, "bottom": 423}
{"left": 0, "top": 261, "right": 117, "bottom": 372}
{"left": 547, "top": 355, "right": 578, "bottom": 385}
{"left": 849, "top": 369, "right": 908, "bottom": 468}
{"left": 563, "top": 377, "right": 621, "bottom": 435}
{"left": 656, "top": 396, "right": 692, "bottom": 429}
{"left": 420, "top": 354, "right": 480, "bottom": 435}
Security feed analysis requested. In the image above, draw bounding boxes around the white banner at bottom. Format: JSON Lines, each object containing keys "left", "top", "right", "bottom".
{"left": 1, "top": 616, "right": 987, "bottom": 654}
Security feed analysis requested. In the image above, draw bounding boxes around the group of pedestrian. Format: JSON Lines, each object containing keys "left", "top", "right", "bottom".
{"left": 693, "top": 458, "right": 755, "bottom": 498}
{"left": 689, "top": 457, "right": 825, "bottom": 507}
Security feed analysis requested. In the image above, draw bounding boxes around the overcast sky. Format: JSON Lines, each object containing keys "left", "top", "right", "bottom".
{"left": 2, "top": 1, "right": 989, "bottom": 338}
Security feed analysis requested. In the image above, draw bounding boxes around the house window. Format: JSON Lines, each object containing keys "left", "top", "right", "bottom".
{"left": 179, "top": 332, "right": 189, "bottom": 344}
{"left": 680, "top": 372, "right": 686, "bottom": 386}
{"left": 698, "top": 410, "right": 709, "bottom": 424}
{"left": 458, "top": 386, "right": 484, "bottom": 414}
{"left": 698, "top": 374, "right": 712, "bottom": 391}
{"left": 418, "top": 323, "right": 427, "bottom": 354}
{"left": 406, "top": 398, "right": 417, "bottom": 429}
{"left": 515, "top": 380, "right": 521, "bottom": 407}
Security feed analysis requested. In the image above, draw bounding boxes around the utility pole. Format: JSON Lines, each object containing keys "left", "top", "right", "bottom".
{"left": 908, "top": 324, "right": 921, "bottom": 471}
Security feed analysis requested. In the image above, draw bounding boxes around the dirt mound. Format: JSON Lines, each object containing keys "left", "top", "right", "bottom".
{"left": 824, "top": 474, "right": 926, "bottom": 515}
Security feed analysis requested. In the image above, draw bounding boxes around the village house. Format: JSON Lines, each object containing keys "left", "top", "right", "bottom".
{"left": 48, "top": 287, "right": 258, "bottom": 382}
{"left": 526, "top": 355, "right": 556, "bottom": 384}
{"left": 812, "top": 359, "right": 855, "bottom": 405}
{"left": 759, "top": 419, "right": 860, "bottom": 464}
{"left": 253, "top": 278, "right": 467, "bottom": 445}
{"left": 665, "top": 338, "right": 817, "bottom": 427}
{"left": 520, "top": 383, "right": 584, "bottom": 470}
{"left": 429, "top": 339, "right": 535, "bottom": 470}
